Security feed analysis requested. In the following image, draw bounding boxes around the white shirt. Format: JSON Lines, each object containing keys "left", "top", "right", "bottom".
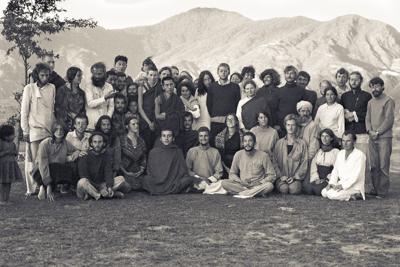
{"left": 315, "top": 102, "right": 345, "bottom": 138}
{"left": 236, "top": 96, "right": 251, "bottom": 130}
{"left": 84, "top": 82, "right": 114, "bottom": 130}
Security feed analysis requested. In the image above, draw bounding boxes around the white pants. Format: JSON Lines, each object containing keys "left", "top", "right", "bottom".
{"left": 321, "top": 188, "right": 359, "bottom": 201}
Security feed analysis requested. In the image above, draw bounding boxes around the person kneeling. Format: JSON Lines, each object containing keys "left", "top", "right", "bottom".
{"left": 321, "top": 132, "right": 366, "bottom": 201}
{"left": 206, "top": 132, "right": 276, "bottom": 198}
{"left": 142, "top": 128, "right": 204, "bottom": 195}
{"left": 76, "top": 132, "right": 130, "bottom": 200}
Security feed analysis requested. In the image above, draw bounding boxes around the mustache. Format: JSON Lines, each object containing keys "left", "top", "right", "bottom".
{"left": 91, "top": 76, "right": 107, "bottom": 87}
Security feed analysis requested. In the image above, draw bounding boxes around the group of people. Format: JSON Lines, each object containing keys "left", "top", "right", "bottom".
{"left": 0, "top": 53, "right": 395, "bottom": 204}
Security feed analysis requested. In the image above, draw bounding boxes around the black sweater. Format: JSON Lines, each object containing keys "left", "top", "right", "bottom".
{"left": 340, "top": 88, "right": 372, "bottom": 134}
{"left": 78, "top": 149, "right": 114, "bottom": 187}
{"left": 206, "top": 82, "right": 241, "bottom": 118}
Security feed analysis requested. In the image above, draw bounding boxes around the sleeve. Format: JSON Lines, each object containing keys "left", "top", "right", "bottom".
{"left": 341, "top": 152, "right": 366, "bottom": 190}
{"left": 272, "top": 142, "right": 282, "bottom": 178}
{"left": 85, "top": 86, "right": 106, "bottom": 108}
{"left": 337, "top": 105, "right": 345, "bottom": 138}
{"left": 309, "top": 152, "right": 319, "bottom": 183}
{"left": 20, "top": 84, "right": 31, "bottom": 135}
{"left": 185, "top": 148, "right": 196, "bottom": 177}
{"left": 37, "top": 140, "right": 51, "bottom": 186}
{"left": 104, "top": 153, "right": 114, "bottom": 187}
{"left": 154, "top": 96, "right": 162, "bottom": 119}
{"left": 294, "top": 143, "right": 309, "bottom": 181}
{"left": 228, "top": 152, "right": 241, "bottom": 182}
{"left": 206, "top": 86, "right": 213, "bottom": 117}
{"left": 377, "top": 99, "right": 395, "bottom": 134}
{"left": 365, "top": 101, "right": 372, "bottom": 133}
{"left": 271, "top": 130, "right": 279, "bottom": 152}
{"left": 308, "top": 125, "right": 320, "bottom": 160}
{"left": 236, "top": 101, "right": 245, "bottom": 129}
{"left": 262, "top": 153, "right": 277, "bottom": 183}
{"left": 213, "top": 151, "right": 224, "bottom": 180}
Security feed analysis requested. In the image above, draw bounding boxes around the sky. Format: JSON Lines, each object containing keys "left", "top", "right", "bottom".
{"left": 0, "top": 0, "right": 399, "bottom": 31}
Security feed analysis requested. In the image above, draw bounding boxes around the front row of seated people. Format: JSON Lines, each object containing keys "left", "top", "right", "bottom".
{"left": 28, "top": 111, "right": 366, "bottom": 202}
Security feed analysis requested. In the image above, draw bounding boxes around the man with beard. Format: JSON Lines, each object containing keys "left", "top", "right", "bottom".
{"left": 204, "top": 132, "right": 276, "bottom": 198}
{"left": 85, "top": 62, "right": 115, "bottom": 130}
{"left": 335, "top": 68, "right": 350, "bottom": 100}
{"left": 127, "top": 82, "right": 139, "bottom": 102}
{"left": 42, "top": 53, "right": 65, "bottom": 91}
{"left": 106, "top": 69, "right": 118, "bottom": 89}
{"left": 175, "top": 112, "right": 199, "bottom": 157}
{"left": 340, "top": 71, "right": 372, "bottom": 192}
{"left": 21, "top": 63, "right": 56, "bottom": 195}
{"left": 114, "top": 55, "right": 134, "bottom": 86}
{"left": 297, "top": 71, "right": 317, "bottom": 112}
{"left": 366, "top": 77, "right": 395, "bottom": 198}
{"left": 115, "top": 72, "right": 127, "bottom": 95}
{"left": 276, "top": 65, "right": 306, "bottom": 135}
{"left": 296, "top": 101, "right": 320, "bottom": 161}
{"left": 142, "top": 128, "right": 204, "bottom": 195}
{"left": 76, "top": 132, "right": 126, "bottom": 200}
{"left": 112, "top": 93, "right": 128, "bottom": 136}
{"left": 321, "top": 132, "right": 366, "bottom": 201}
{"left": 206, "top": 63, "right": 241, "bottom": 144}
{"left": 171, "top": 66, "right": 180, "bottom": 84}
{"left": 186, "top": 127, "right": 223, "bottom": 185}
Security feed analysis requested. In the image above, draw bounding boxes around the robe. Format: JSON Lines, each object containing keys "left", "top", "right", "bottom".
{"left": 142, "top": 144, "right": 197, "bottom": 195}
{"left": 241, "top": 96, "right": 272, "bottom": 130}
{"left": 156, "top": 93, "right": 185, "bottom": 135}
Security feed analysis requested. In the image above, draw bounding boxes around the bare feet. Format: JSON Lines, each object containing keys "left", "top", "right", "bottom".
{"left": 47, "top": 185, "right": 55, "bottom": 202}
{"left": 38, "top": 186, "right": 46, "bottom": 200}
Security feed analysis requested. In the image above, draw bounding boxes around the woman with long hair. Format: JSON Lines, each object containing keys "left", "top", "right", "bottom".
{"left": 195, "top": 70, "right": 215, "bottom": 129}
{"left": 178, "top": 81, "right": 200, "bottom": 129}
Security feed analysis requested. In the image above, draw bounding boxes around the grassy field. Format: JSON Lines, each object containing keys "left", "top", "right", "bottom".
{"left": 1, "top": 173, "right": 399, "bottom": 266}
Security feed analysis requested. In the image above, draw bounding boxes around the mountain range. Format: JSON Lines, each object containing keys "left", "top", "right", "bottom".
{"left": 0, "top": 7, "right": 400, "bottom": 120}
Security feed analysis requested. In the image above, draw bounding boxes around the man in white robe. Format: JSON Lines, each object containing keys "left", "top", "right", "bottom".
{"left": 321, "top": 132, "right": 366, "bottom": 201}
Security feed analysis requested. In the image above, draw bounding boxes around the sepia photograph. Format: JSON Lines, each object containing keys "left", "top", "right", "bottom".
{"left": 0, "top": 0, "right": 399, "bottom": 265}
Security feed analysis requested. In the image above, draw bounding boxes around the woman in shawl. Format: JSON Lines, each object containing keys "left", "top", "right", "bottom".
{"left": 178, "top": 81, "right": 201, "bottom": 130}
{"left": 155, "top": 76, "right": 185, "bottom": 137}
{"left": 215, "top": 113, "right": 244, "bottom": 177}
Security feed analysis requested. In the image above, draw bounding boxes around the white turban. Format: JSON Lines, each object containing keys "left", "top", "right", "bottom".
{"left": 296, "top": 100, "right": 313, "bottom": 113}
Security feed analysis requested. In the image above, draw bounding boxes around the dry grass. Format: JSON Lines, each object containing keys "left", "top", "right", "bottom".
{"left": 1, "top": 174, "right": 400, "bottom": 266}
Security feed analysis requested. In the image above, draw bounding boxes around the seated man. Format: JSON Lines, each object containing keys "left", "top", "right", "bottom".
{"left": 176, "top": 112, "right": 199, "bottom": 157}
{"left": 204, "top": 132, "right": 276, "bottom": 198}
{"left": 186, "top": 127, "right": 223, "bottom": 183}
{"left": 321, "top": 132, "right": 366, "bottom": 201}
{"left": 76, "top": 132, "right": 130, "bottom": 200}
{"left": 142, "top": 128, "right": 204, "bottom": 195}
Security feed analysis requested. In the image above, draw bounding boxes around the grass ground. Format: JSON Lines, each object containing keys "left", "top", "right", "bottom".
{"left": 1, "top": 173, "right": 400, "bottom": 266}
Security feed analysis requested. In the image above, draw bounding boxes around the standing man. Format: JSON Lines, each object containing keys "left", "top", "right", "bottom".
{"left": 42, "top": 52, "right": 65, "bottom": 91}
{"left": 85, "top": 62, "right": 115, "bottom": 130}
{"left": 297, "top": 71, "right": 317, "bottom": 111}
{"left": 206, "top": 63, "right": 241, "bottom": 144}
{"left": 276, "top": 65, "right": 306, "bottom": 134}
{"left": 113, "top": 55, "right": 134, "bottom": 85}
{"left": 366, "top": 77, "right": 395, "bottom": 198}
{"left": 21, "top": 63, "right": 56, "bottom": 195}
{"left": 335, "top": 68, "right": 350, "bottom": 100}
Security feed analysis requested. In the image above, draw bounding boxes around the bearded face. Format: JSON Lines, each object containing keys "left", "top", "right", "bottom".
{"left": 91, "top": 68, "right": 107, "bottom": 88}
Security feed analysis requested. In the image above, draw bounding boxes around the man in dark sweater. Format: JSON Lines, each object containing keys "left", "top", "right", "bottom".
{"left": 76, "top": 132, "right": 130, "bottom": 200}
{"left": 297, "top": 71, "right": 317, "bottom": 111}
{"left": 42, "top": 53, "right": 65, "bottom": 92}
{"left": 175, "top": 112, "right": 199, "bottom": 157}
{"left": 276, "top": 65, "right": 306, "bottom": 134}
{"left": 206, "top": 63, "right": 241, "bottom": 144}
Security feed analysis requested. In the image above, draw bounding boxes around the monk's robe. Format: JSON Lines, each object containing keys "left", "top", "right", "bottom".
{"left": 241, "top": 96, "right": 272, "bottom": 130}
{"left": 156, "top": 93, "right": 185, "bottom": 136}
{"left": 142, "top": 143, "right": 197, "bottom": 194}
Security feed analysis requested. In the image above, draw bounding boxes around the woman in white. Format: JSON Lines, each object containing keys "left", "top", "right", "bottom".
{"left": 178, "top": 81, "right": 200, "bottom": 129}
{"left": 194, "top": 71, "right": 214, "bottom": 130}
{"left": 314, "top": 86, "right": 345, "bottom": 140}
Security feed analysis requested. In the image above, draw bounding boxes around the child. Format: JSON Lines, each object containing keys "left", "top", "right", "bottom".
{"left": 0, "top": 125, "right": 22, "bottom": 204}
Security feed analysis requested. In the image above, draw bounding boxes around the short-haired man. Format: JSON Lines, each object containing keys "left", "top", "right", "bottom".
{"left": 335, "top": 67, "right": 350, "bottom": 99}
{"left": 276, "top": 65, "right": 306, "bottom": 134}
{"left": 171, "top": 66, "right": 179, "bottom": 83}
{"left": 76, "top": 132, "right": 130, "bottom": 200}
{"left": 142, "top": 128, "right": 203, "bottom": 194}
{"left": 111, "top": 93, "right": 128, "bottom": 136}
{"left": 114, "top": 55, "right": 134, "bottom": 85}
{"left": 205, "top": 132, "right": 276, "bottom": 198}
{"left": 106, "top": 69, "right": 118, "bottom": 89}
{"left": 366, "top": 77, "right": 395, "bottom": 198}
{"left": 321, "top": 132, "right": 366, "bottom": 201}
{"left": 42, "top": 53, "right": 66, "bottom": 91}
{"left": 206, "top": 63, "right": 241, "bottom": 144}
{"left": 176, "top": 112, "right": 199, "bottom": 157}
{"left": 297, "top": 71, "right": 317, "bottom": 111}
{"left": 186, "top": 127, "right": 223, "bottom": 184}
{"left": 85, "top": 62, "right": 115, "bottom": 130}
{"left": 115, "top": 72, "right": 127, "bottom": 94}
{"left": 312, "top": 80, "right": 332, "bottom": 118}
{"left": 21, "top": 63, "right": 56, "bottom": 195}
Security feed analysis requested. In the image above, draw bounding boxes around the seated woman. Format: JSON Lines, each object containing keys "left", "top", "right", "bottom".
{"left": 250, "top": 111, "right": 279, "bottom": 156}
{"left": 95, "top": 115, "right": 131, "bottom": 193}
{"left": 155, "top": 76, "right": 185, "bottom": 137}
{"left": 215, "top": 113, "right": 243, "bottom": 177}
{"left": 304, "top": 128, "right": 339, "bottom": 196}
{"left": 120, "top": 115, "right": 147, "bottom": 190}
{"left": 236, "top": 80, "right": 272, "bottom": 131}
{"left": 55, "top": 67, "right": 86, "bottom": 130}
{"left": 33, "top": 121, "right": 78, "bottom": 201}
{"left": 273, "top": 114, "right": 308, "bottom": 194}
{"left": 314, "top": 86, "right": 345, "bottom": 140}
{"left": 178, "top": 81, "right": 200, "bottom": 130}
